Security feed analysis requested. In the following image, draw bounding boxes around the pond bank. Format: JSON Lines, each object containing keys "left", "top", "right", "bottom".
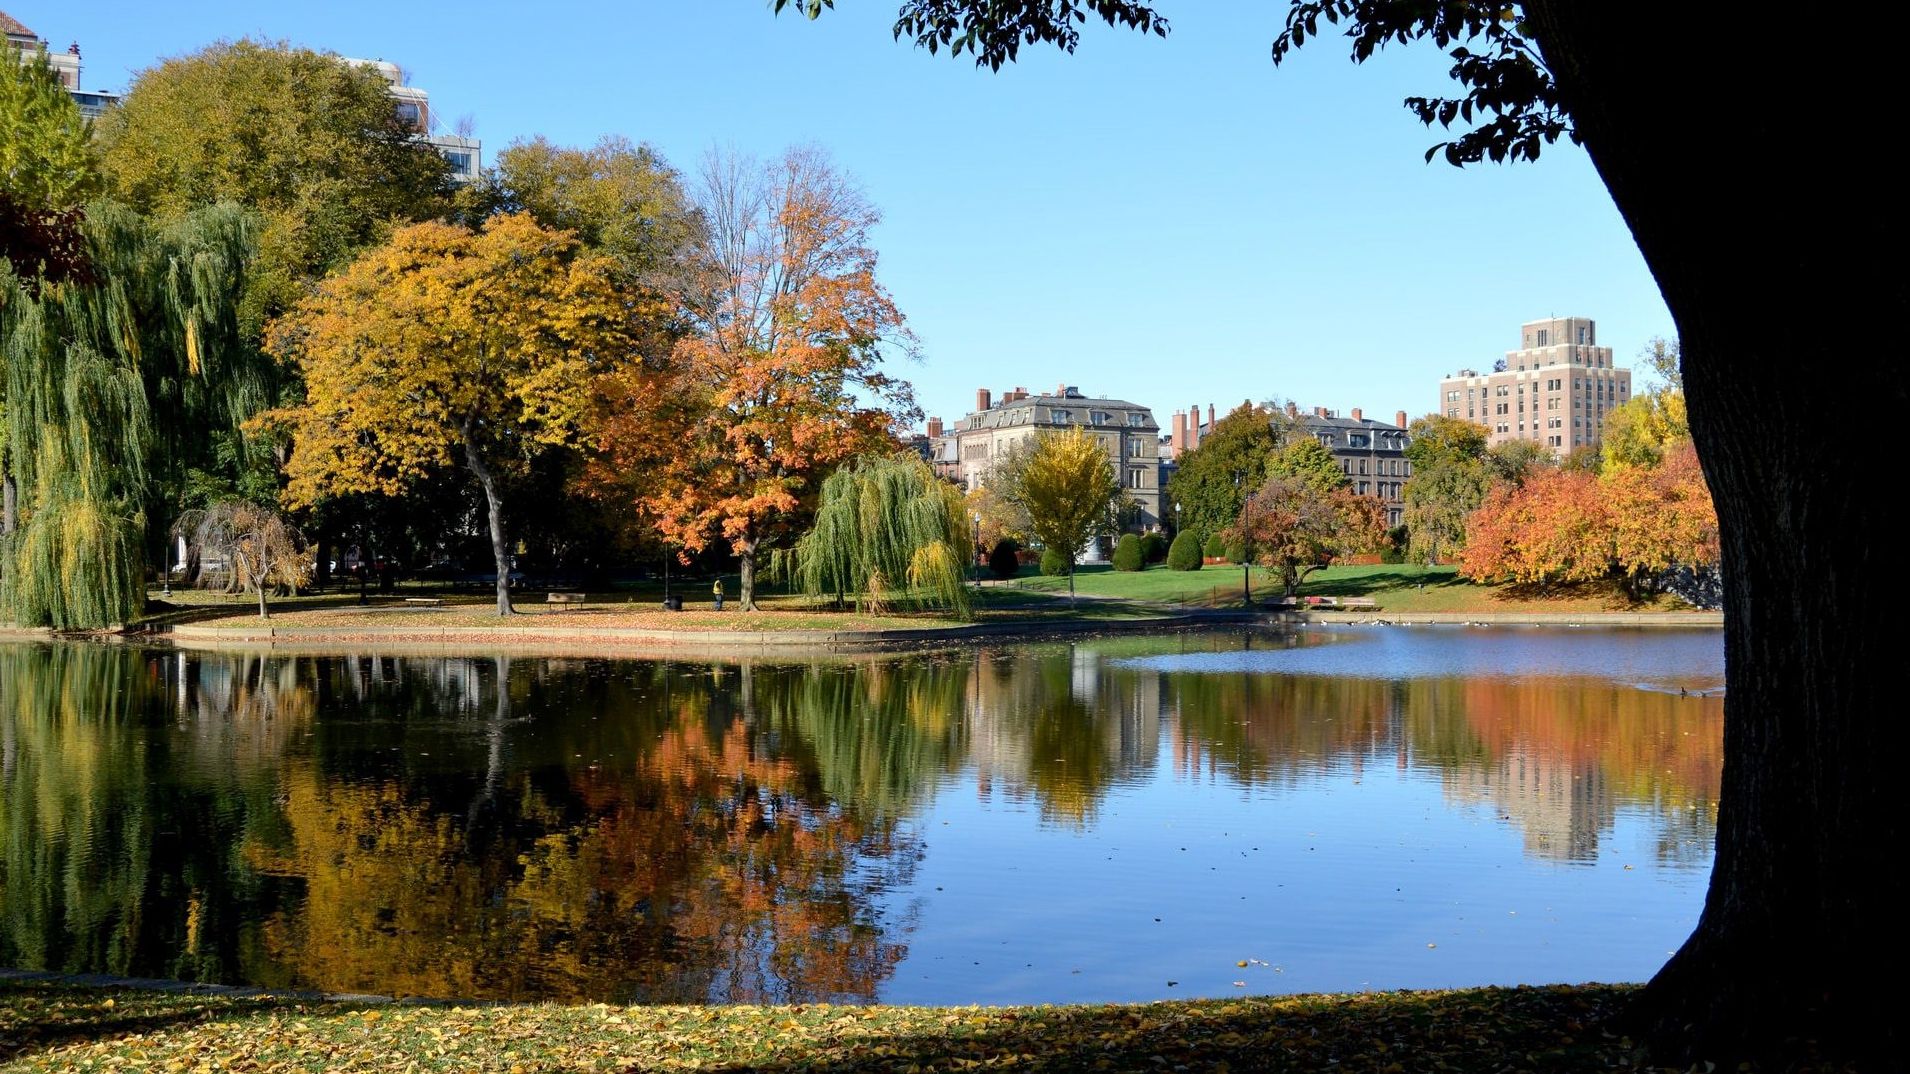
{"left": 0, "top": 974, "right": 1654, "bottom": 1073}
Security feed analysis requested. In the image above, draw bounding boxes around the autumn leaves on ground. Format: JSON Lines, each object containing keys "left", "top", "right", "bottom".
{"left": 0, "top": 979, "right": 1660, "bottom": 1073}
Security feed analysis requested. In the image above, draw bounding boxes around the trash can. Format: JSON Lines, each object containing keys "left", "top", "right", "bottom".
{"left": 662, "top": 594, "right": 683, "bottom": 611}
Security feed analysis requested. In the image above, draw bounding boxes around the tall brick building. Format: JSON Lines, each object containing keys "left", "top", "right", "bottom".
{"left": 1438, "top": 316, "right": 1632, "bottom": 453}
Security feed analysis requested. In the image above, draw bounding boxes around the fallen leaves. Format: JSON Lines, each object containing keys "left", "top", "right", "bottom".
{"left": 0, "top": 979, "right": 1855, "bottom": 1073}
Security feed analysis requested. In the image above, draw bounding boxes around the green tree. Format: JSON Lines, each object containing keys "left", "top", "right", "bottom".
{"left": 0, "top": 52, "right": 99, "bottom": 287}
{"left": 261, "top": 215, "right": 637, "bottom": 615}
{"left": 2, "top": 203, "right": 257, "bottom": 628}
{"left": 1165, "top": 402, "right": 1278, "bottom": 540}
{"left": 776, "top": 2, "right": 1902, "bottom": 1060}
{"left": 1400, "top": 414, "right": 1490, "bottom": 566}
{"left": 784, "top": 453, "right": 971, "bottom": 617}
{"left": 93, "top": 40, "right": 453, "bottom": 333}
{"left": 1485, "top": 438, "right": 1554, "bottom": 485}
{"left": 493, "top": 136, "right": 701, "bottom": 291}
{"left": 1111, "top": 533, "right": 1143, "bottom": 571}
{"left": 1015, "top": 427, "right": 1121, "bottom": 601}
{"left": 1267, "top": 436, "right": 1347, "bottom": 492}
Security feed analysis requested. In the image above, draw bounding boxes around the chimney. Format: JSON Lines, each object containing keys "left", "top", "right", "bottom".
{"left": 1207, "top": 404, "right": 1216, "bottom": 430}
{"left": 1057, "top": 382, "right": 1067, "bottom": 396}
{"left": 1014, "top": 386, "right": 1027, "bottom": 402}
{"left": 1396, "top": 409, "right": 1408, "bottom": 430}
{"left": 927, "top": 417, "right": 943, "bottom": 438}
{"left": 1314, "top": 406, "right": 1328, "bottom": 418}
{"left": 1286, "top": 401, "right": 1299, "bottom": 418}
{"left": 976, "top": 388, "right": 992, "bottom": 412}
{"left": 1187, "top": 403, "right": 1201, "bottom": 449}
{"left": 1351, "top": 407, "right": 1363, "bottom": 421}
{"left": 1172, "top": 411, "right": 1187, "bottom": 455}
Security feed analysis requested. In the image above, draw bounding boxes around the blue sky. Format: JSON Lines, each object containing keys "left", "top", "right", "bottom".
{"left": 20, "top": 0, "right": 1672, "bottom": 429}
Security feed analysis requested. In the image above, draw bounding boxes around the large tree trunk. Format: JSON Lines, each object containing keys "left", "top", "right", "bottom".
{"left": 463, "top": 430, "right": 513, "bottom": 616}
{"left": 737, "top": 533, "right": 758, "bottom": 612}
{"left": 1528, "top": 4, "right": 1904, "bottom": 1064}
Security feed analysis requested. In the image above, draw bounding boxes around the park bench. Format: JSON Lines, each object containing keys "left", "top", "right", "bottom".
{"left": 546, "top": 592, "right": 588, "bottom": 609}
{"left": 403, "top": 597, "right": 444, "bottom": 608}
{"left": 1341, "top": 597, "right": 1380, "bottom": 611}
{"left": 1264, "top": 596, "right": 1301, "bottom": 610}
{"left": 1305, "top": 595, "right": 1341, "bottom": 608}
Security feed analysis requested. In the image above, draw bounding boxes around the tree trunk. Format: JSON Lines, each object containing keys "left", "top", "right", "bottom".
{"left": 463, "top": 430, "right": 513, "bottom": 616}
{"left": 737, "top": 534, "right": 758, "bottom": 612}
{"left": 1527, "top": 4, "right": 1905, "bottom": 1064}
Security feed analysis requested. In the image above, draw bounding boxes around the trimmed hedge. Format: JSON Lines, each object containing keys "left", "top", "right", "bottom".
{"left": 1140, "top": 532, "right": 1168, "bottom": 564}
{"left": 988, "top": 538, "right": 1021, "bottom": 580}
{"left": 1039, "top": 547, "right": 1071, "bottom": 577}
{"left": 1203, "top": 533, "right": 1227, "bottom": 559}
{"left": 1112, "top": 534, "right": 1144, "bottom": 572}
{"left": 1167, "top": 531, "right": 1203, "bottom": 571}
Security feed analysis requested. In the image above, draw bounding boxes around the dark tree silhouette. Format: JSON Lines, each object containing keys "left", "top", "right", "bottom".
{"left": 777, "top": 0, "right": 1905, "bottom": 1065}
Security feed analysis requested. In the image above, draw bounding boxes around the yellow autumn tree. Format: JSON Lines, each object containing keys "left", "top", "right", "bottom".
{"left": 261, "top": 214, "right": 641, "bottom": 614}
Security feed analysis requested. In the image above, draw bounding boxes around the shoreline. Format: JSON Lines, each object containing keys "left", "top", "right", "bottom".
{"left": 3, "top": 608, "right": 1725, "bottom": 654}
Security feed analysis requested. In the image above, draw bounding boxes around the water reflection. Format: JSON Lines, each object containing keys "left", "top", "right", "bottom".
{"left": 0, "top": 628, "right": 1723, "bottom": 1003}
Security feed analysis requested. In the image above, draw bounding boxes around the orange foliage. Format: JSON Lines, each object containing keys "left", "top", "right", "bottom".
{"left": 588, "top": 148, "right": 916, "bottom": 609}
{"left": 1460, "top": 443, "right": 1717, "bottom": 586}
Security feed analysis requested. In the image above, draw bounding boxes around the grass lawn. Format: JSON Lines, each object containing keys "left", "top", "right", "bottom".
{"left": 0, "top": 978, "right": 1663, "bottom": 1073}
{"left": 1002, "top": 563, "right": 1700, "bottom": 615}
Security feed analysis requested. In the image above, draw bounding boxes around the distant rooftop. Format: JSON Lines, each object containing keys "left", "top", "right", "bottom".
{"left": 1, "top": 10, "right": 35, "bottom": 38}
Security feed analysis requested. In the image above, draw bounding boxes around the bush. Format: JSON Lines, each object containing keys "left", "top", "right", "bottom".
{"left": 1225, "top": 540, "right": 1249, "bottom": 565}
{"left": 987, "top": 538, "right": 1021, "bottom": 580}
{"left": 1167, "top": 531, "right": 1203, "bottom": 571}
{"left": 1039, "top": 546, "right": 1071, "bottom": 577}
{"left": 1203, "top": 533, "right": 1226, "bottom": 559}
{"left": 1380, "top": 545, "right": 1406, "bottom": 564}
{"left": 1140, "top": 532, "right": 1168, "bottom": 564}
{"left": 1112, "top": 534, "right": 1144, "bottom": 572}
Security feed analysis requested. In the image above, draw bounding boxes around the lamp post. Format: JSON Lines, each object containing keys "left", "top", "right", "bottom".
{"left": 1174, "top": 500, "right": 1182, "bottom": 539}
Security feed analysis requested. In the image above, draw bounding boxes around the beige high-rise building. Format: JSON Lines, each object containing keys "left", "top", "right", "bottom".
{"left": 1439, "top": 316, "right": 1632, "bottom": 454}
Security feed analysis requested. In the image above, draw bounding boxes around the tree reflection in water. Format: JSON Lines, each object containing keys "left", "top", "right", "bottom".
{"left": 0, "top": 631, "right": 1722, "bottom": 1001}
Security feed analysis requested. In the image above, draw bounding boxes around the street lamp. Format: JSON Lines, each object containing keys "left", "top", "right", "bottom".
{"left": 1232, "top": 472, "right": 1252, "bottom": 607}
{"left": 1174, "top": 500, "right": 1182, "bottom": 538}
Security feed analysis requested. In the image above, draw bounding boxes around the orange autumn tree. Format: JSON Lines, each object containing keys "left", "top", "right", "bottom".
{"left": 262, "top": 214, "right": 641, "bottom": 615}
{"left": 1224, "top": 474, "right": 1388, "bottom": 597}
{"left": 1461, "top": 443, "right": 1719, "bottom": 593}
{"left": 596, "top": 147, "right": 916, "bottom": 610}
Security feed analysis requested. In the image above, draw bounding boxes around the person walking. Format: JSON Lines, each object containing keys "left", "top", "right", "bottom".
{"left": 712, "top": 577, "right": 725, "bottom": 611}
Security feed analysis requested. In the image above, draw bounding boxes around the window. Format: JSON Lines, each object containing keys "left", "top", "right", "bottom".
{"left": 1129, "top": 468, "right": 1147, "bottom": 489}
{"left": 1127, "top": 437, "right": 1147, "bottom": 457}
{"left": 1446, "top": 390, "right": 1460, "bottom": 402}
{"left": 1053, "top": 410, "right": 1072, "bottom": 423}
{"left": 1448, "top": 407, "right": 1459, "bottom": 417}
{"left": 1350, "top": 434, "right": 1369, "bottom": 448}
{"left": 1358, "top": 459, "right": 1368, "bottom": 475}
{"left": 1537, "top": 329, "right": 1549, "bottom": 346}
{"left": 1091, "top": 411, "right": 1109, "bottom": 425}
{"left": 1126, "top": 412, "right": 1145, "bottom": 426}
{"left": 1357, "top": 481, "right": 1369, "bottom": 495}
{"left": 1577, "top": 326, "right": 1588, "bottom": 344}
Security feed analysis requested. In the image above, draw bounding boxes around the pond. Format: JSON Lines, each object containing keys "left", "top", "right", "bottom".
{"left": 0, "top": 627, "right": 1723, "bottom": 1006}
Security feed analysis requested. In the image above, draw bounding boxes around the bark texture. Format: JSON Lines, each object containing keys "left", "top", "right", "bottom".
{"left": 1527, "top": 2, "right": 1907, "bottom": 1064}
{"left": 464, "top": 430, "right": 513, "bottom": 616}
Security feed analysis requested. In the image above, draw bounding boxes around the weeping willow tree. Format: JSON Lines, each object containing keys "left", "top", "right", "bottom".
{"left": 1, "top": 201, "right": 258, "bottom": 628}
{"left": 782, "top": 454, "right": 972, "bottom": 618}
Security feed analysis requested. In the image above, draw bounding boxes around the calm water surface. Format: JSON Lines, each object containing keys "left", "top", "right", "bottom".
{"left": 0, "top": 627, "right": 1723, "bottom": 1005}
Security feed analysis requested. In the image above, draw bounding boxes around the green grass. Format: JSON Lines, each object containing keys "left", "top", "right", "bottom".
{"left": 0, "top": 978, "right": 1666, "bottom": 1072}
{"left": 1000, "top": 563, "right": 1700, "bottom": 615}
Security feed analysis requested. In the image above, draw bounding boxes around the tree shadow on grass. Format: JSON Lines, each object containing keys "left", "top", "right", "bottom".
{"left": 0, "top": 984, "right": 320, "bottom": 1065}
{"left": 707, "top": 985, "right": 1640, "bottom": 1073}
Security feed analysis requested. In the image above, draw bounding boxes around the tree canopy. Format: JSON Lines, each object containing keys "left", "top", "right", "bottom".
{"left": 0, "top": 52, "right": 99, "bottom": 287}
{"left": 1165, "top": 402, "right": 1279, "bottom": 541}
{"left": 94, "top": 40, "right": 454, "bottom": 330}
{"left": 261, "top": 214, "right": 638, "bottom": 614}
{"left": 1012, "top": 426, "right": 1122, "bottom": 600}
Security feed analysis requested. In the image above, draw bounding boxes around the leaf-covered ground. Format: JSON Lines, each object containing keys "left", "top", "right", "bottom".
{"left": 2, "top": 980, "right": 1670, "bottom": 1072}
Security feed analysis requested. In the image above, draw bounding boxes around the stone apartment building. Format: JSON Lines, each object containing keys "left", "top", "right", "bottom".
{"left": 1162, "top": 402, "right": 1413, "bottom": 528}
{"left": 4, "top": 9, "right": 118, "bottom": 118}
{"left": 1439, "top": 316, "right": 1632, "bottom": 454}
{"left": 344, "top": 58, "right": 482, "bottom": 182}
{"left": 928, "top": 385, "right": 1165, "bottom": 531}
